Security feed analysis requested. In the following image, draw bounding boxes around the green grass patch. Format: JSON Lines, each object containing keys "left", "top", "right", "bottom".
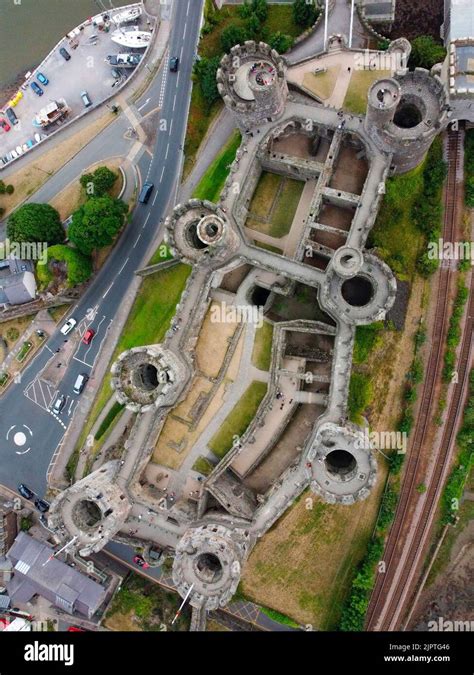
{"left": 147, "top": 242, "right": 174, "bottom": 267}
{"left": 247, "top": 172, "right": 304, "bottom": 238}
{"left": 183, "top": 86, "right": 223, "bottom": 181}
{"left": 37, "top": 244, "right": 93, "bottom": 289}
{"left": 369, "top": 161, "right": 425, "bottom": 281}
{"left": 343, "top": 70, "right": 391, "bottom": 115}
{"left": 192, "top": 455, "right": 215, "bottom": 476}
{"left": 74, "top": 263, "right": 192, "bottom": 465}
{"left": 253, "top": 241, "right": 283, "bottom": 254}
{"left": 209, "top": 381, "right": 267, "bottom": 459}
{"left": 94, "top": 401, "right": 125, "bottom": 441}
{"left": 251, "top": 320, "right": 274, "bottom": 371}
{"left": 16, "top": 341, "right": 32, "bottom": 363}
{"left": 348, "top": 372, "right": 373, "bottom": 424}
{"left": 353, "top": 322, "right": 384, "bottom": 364}
{"left": 0, "top": 372, "right": 9, "bottom": 388}
{"left": 260, "top": 606, "right": 299, "bottom": 628}
{"left": 192, "top": 130, "right": 242, "bottom": 202}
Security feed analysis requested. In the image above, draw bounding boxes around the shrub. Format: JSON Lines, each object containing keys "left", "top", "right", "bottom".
{"left": 80, "top": 166, "right": 118, "bottom": 198}
{"left": 194, "top": 56, "right": 221, "bottom": 105}
{"left": 221, "top": 25, "right": 249, "bottom": 53}
{"left": 348, "top": 372, "right": 373, "bottom": 423}
{"left": 268, "top": 32, "right": 294, "bottom": 53}
{"left": 409, "top": 36, "right": 446, "bottom": 70}
{"left": 5, "top": 184, "right": 14, "bottom": 195}
{"left": 7, "top": 203, "right": 64, "bottom": 246}
{"left": 38, "top": 244, "right": 93, "bottom": 288}
{"left": 293, "top": 0, "right": 319, "bottom": 27}
{"left": 68, "top": 196, "right": 127, "bottom": 255}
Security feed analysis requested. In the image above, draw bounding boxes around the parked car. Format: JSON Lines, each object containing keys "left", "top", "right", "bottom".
{"left": 169, "top": 56, "right": 179, "bottom": 72}
{"left": 52, "top": 394, "right": 66, "bottom": 415}
{"left": 36, "top": 72, "right": 49, "bottom": 85}
{"left": 80, "top": 90, "right": 92, "bottom": 108}
{"left": 18, "top": 484, "right": 34, "bottom": 500}
{"left": 59, "top": 47, "right": 71, "bottom": 61}
{"left": 5, "top": 107, "right": 18, "bottom": 125}
{"left": 82, "top": 328, "right": 95, "bottom": 345}
{"left": 15, "top": 145, "right": 23, "bottom": 155}
{"left": 60, "top": 317, "right": 77, "bottom": 335}
{"left": 10, "top": 149, "right": 18, "bottom": 159}
{"left": 0, "top": 118, "right": 11, "bottom": 132}
{"left": 110, "top": 68, "right": 121, "bottom": 80}
{"left": 30, "top": 82, "right": 43, "bottom": 96}
{"left": 138, "top": 182, "right": 154, "bottom": 204}
{"left": 73, "top": 373, "right": 89, "bottom": 395}
{"left": 21, "top": 143, "right": 29, "bottom": 153}
{"left": 34, "top": 132, "right": 42, "bottom": 143}
{"left": 133, "top": 555, "right": 150, "bottom": 569}
{"left": 34, "top": 498, "right": 50, "bottom": 513}
{"left": 26, "top": 139, "right": 35, "bottom": 148}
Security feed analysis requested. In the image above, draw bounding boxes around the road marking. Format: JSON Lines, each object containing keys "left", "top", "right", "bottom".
{"left": 165, "top": 144, "right": 170, "bottom": 159}
{"left": 118, "top": 258, "right": 129, "bottom": 275}
{"left": 173, "top": 93, "right": 177, "bottom": 111}
{"left": 152, "top": 191, "right": 158, "bottom": 205}
{"left": 45, "top": 345, "right": 54, "bottom": 354}
{"left": 137, "top": 97, "right": 151, "bottom": 112}
{"left": 72, "top": 356, "right": 91, "bottom": 368}
{"left": 169, "top": 118, "right": 174, "bottom": 134}
{"left": 183, "top": 22, "right": 187, "bottom": 40}
{"left": 160, "top": 166, "right": 165, "bottom": 183}
{"left": 144, "top": 213, "right": 151, "bottom": 226}
{"left": 102, "top": 282, "right": 114, "bottom": 299}
{"left": 133, "top": 233, "right": 141, "bottom": 248}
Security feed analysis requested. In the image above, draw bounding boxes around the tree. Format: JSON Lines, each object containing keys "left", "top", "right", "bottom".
{"left": 293, "top": 0, "right": 319, "bottom": 27}
{"left": 7, "top": 203, "right": 64, "bottom": 246}
{"left": 409, "top": 36, "right": 446, "bottom": 70}
{"left": 221, "top": 25, "right": 249, "bottom": 53}
{"left": 37, "top": 244, "right": 93, "bottom": 288}
{"left": 251, "top": 0, "right": 268, "bottom": 23}
{"left": 194, "top": 56, "right": 221, "bottom": 105}
{"left": 80, "top": 166, "right": 118, "bottom": 198}
{"left": 68, "top": 196, "right": 128, "bottom": 255}
{"left": 246, "top": 13, "right": 261, "bottom": 38}
{"left": 268, "top": 32, "right": 294, "bottom": 54}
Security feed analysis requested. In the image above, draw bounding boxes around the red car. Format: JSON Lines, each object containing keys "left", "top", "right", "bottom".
{"left": 67, "top": 626, "right": 86, "bottom": 632}
{"left": 0, "top": 118, "right": 11, "bottom": 132}
{"left": 133, "top": 555, "right": 150, "bottom": 569}
{"left": 82, "top": 328, "right": 95, "bottom": 345}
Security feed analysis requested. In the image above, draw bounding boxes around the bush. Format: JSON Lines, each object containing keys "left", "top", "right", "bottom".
{"left": 377, "top": 485, "right": 398, "bottom": 533}
{"left": 348, "top": 372, "right": 372, "bottom": 423}
{"left": 221, "top": 25, "right": 249, "bottom": 53}
{"left": 353, "top": 322, "right": 384, "bottom": 364}
{"left": 80, "top": 166, "right": 118, "bottom": 198}
{"left": 194, "top": 56, "right": 221, "bottom": 105}
{"left": 68, "top": 196, "right": 128, "bottom": 255}
{"left": 465, "top": 130, "right": 474, "bottom": 207}
{"left": 38, "top": 244, "right": 93, "bottom": 288}
{"left": 5, "top": 184, "right": 14, "bottom": 195}
{"left": 409, "top": 36, "right": 446, "bottom": 70}
{"left": 7, "top": 203, "right": 65, "bottom": 246}
{"left": 268, "top": 32, "right": 294, "bottom": 53}
{"left": 0, "top": 180, "right": 5, "bottom": 194}
{"left": 408, "top": 358, "right": 423, "bottom": 384}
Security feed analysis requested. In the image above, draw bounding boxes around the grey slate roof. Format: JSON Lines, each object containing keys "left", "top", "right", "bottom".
{"left": 6, "top": 532, "right": 106, "bottom": 617}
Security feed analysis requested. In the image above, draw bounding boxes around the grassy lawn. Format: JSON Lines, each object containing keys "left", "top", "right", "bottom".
{"left": 343, "top": 70, "right": 391, "bottom": 115}
{"left": 241, "top": 477, "right": 387, "bottom": 629}
{"left": 369, "top": 161, "right": 426, "bottom": 281}
{"left": 192, "top": 455, "right": 215, "bottom": 476}
{"left": 252, "top": 321, "right": 274, "bottom": 371}
{"left": 48, "top": 305, "right": 70, "bottom": 323}
{"left": 302, "top": 65, "right": 341, "bottom": 100}
{"left": 253, "top": 241, "right": 283, "bottom": 254}
{"left": 209, "top": 381, "right": 267, "bottom": 459}
{"left": 72, "top": 263, "right": 191, "bottom": 474}
{"left": 192, "top": 130, "right": 242, "bottom": 202}
{"left": 183, "top": 87, "right": 223, "bottom": 181}
{"left": 247, "top": 172, "right": 304, "bottom": 238}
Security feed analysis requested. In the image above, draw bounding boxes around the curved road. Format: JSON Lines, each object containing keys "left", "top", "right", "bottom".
{"left": 0, "top": 0, "right": 203, "bottom": 498}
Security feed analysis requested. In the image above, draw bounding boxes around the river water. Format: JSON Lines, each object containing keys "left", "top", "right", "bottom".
{"left": 0, "top": 0, "right": 131, "bottom": 88}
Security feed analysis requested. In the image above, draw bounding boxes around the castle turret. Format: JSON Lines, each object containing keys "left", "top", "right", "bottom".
{"left": 217, "top": 41, "right": 288, "bottom": 133}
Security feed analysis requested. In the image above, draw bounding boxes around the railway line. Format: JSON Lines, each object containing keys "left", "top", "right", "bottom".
{"left": 366, "top": 128, "right": 473, "bottom": 631}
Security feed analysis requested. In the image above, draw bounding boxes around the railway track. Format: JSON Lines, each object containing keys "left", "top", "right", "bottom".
{"left": 366, "top": 128, "right": 473, "bottom": 631}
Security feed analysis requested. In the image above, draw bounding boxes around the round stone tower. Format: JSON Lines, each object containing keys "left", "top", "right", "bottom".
{"left": 172, "top": 524, "right": 252, "bottom": 610}
{"left": 217, "top": 40, "right": 288, "bottom": 133}
{"left": 307, "top": 423, "right": 378, "bottom": 505}
{"left": 364, "top": 68, "right": 449, "bottom": 173}
{"left": 165, "top": 200, "right": 240, "bottom": 266}
{"left": 47, "top": 461, "right": 131, "bottom": 556}
{"left": 111, "top": 345, "right": 189, "bottom": 413}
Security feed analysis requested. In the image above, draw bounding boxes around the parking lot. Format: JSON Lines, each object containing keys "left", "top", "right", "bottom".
{"left": 0, "top": 4, "right": 155, "bottom": 167}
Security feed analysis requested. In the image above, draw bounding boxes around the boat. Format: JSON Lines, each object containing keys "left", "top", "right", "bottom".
{"left": 106, "top": 53, "right": 142, "bottom": 68}
{"left": 111, "top": 6, "right": 142, "bottom": 26}
{"left": 110, "top": 27, "right": 151, "bottom": 49}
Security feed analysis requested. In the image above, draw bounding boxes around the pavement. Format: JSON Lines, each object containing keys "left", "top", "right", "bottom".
{"left": 0, "top": 0, "right": 204, "bottom": 499}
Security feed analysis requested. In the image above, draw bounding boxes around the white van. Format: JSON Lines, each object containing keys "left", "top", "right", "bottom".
{"left": 73, "top": 373, "right": 88, "bottom": 395}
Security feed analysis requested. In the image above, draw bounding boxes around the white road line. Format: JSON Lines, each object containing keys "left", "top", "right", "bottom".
{"left": 160, "top": 166, "right": 165, "bottom": 183}
{"left": 169, "top": 118, "right": 174, "bottom": 134}
{"left": 118, "top": 257, "right": 129, "bottom": 276}
{"left": 45, "top": 345, "right": 54, "bottom": 354}
{"left": 165, "top": 144, "right": 170, "bottom": 159}
{"left": 102, "top": 282, "right": 114, "bottom": 299}
{"left": 152, "top": 191, "right": 158, "bottom": 205}
{"left": 183, "top": 22, "right": 187, "bottom": 40}
{"left": 144, "top": 213, "right": 151, "bottom": 226}
{"left": 72, "top": 356, "right": 93, "bottom": 368}
{"left": 173, "top": 93, "right": 177, "bottom": 111}
{"left": 133, "top": 233, "right": 142, "bottom": 248}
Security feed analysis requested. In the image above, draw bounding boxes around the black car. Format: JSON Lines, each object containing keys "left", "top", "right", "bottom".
{"left": 138, "top": 181, "right": 154, "bottom": 204}
{"left": 34, "top": 498, "right": 50, "bottom": 513}
{"left": 59, "top": 47, "right": 71, "bottom": 61}
{"left": 169, "top": 56, "right": 179, "bottom": 72}
{"left": 5, "top": 107, "right": 18, "bottom": 125}
{"left": 18, "top": 484, "right": 35, "bottom": 500}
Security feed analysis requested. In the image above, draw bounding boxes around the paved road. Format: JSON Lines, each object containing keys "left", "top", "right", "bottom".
{"left": 0, "top": 0, "right": 204, "bottom": 499}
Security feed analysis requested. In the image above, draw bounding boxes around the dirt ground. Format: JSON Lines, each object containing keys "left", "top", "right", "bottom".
{"left": 273, "top": 134, "right": 331, "bottom": 163}
{"left": 330, "top": 143, "right": 369, "bottom": 195}
{"left": 0, "top": 112, "right": 115, "bottom": 218}
{"left": 386, "top": 0, "right": 444, "bottom": 41}
{"left": 317, "top": 202, "right": 355, "bottom": 231}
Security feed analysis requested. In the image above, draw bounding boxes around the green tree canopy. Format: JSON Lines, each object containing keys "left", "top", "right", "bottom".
{"left": 293, "top": 0, "right": 319, "bottom": 27}
{"left": 409, "top": 36, "right": 446, "bottom": 70}
{"left": 7, "top": 203, "right": 64, "bottom": 246}
{"left": 221, "top": 25, "right": 250, "bottom": 53}
{"left": 80, "top": 166, "right": 118, "bottom": 198}
{"left": 68, "top": 196, "right": 128, "bottom": 255}
{"left": 37, "top": 244, "right": 93, "bottom": 288}
{"left": 194, "top": 56, "right": 221, "bottom": 105}
{"left": 268, "top": 32, "right": 294, "bottom": 54}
